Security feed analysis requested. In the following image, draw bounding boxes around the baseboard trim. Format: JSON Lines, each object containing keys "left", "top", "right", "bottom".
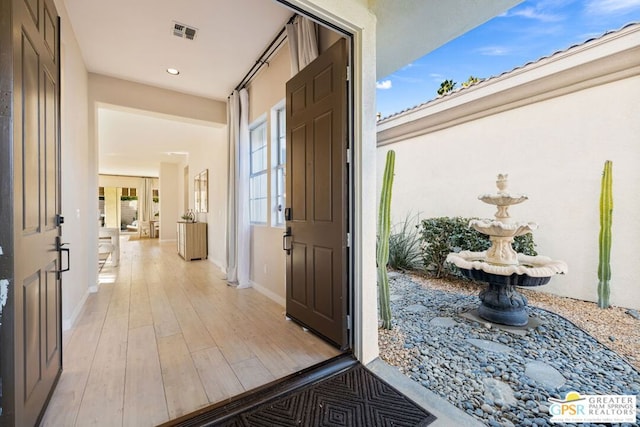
{"left": 208, "top": 257, "right": 226, "bottom": 273}
{"left": 89, "top": 278, "right": 100, "bottom": 293}
{"left": 250, "top": 280, "right": 285, "bottom": 307}
{"left": 62, "top": 288, "right": 89, "bottom": 331}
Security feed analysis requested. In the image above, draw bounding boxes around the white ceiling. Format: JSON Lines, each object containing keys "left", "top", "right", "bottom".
{"left": 64, "top": 0, "right": 292, "bottom": 101}
{"left": 63, "top": 0, "right": 292, "bottom": 177}
{"left": 63, "top": 0, "right": 521, "bottom": 177}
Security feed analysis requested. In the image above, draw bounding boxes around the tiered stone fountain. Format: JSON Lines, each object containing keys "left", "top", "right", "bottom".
{"left": 446, "top": 174, "right": 567, "bottom": 326}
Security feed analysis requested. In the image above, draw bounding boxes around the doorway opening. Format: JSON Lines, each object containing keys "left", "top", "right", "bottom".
{"left": 42, "top": 1, "right": 357, "bottom": 425}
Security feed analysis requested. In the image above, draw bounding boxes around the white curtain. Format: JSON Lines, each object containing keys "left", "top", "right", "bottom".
{"left": 226, "top": 91, "right": 239, "bottom": 283}
{"left": 225, "top": 89, "right": 251, "bottom": 288}
{"left": 286, "top": 15, "right": 319, "bottom": 75}
{"left": 139, "top": 177, "right": 153, "bottom": 237}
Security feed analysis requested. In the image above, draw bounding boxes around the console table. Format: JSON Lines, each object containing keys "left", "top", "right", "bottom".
{"left": 177, "top": 222, "right": 207, "bottom": 261}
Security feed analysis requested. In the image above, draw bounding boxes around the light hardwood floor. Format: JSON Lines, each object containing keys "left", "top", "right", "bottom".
{"left": 40, "top": 237, "right": 340, "bottom": 427}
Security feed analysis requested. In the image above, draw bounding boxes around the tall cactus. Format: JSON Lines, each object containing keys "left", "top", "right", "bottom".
{"left": 377, "top": 150, "right": 395, "bottom": 329}
{"left": 598, "top": 160, "right": 613, "bottom": 309}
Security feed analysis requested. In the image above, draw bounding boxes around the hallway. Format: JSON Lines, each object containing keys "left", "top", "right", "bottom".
{"left": 40, "top": 237, "right": 339, "bottom": 426}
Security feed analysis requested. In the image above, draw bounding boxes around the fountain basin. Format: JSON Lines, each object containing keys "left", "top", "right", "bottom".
{"left": 446, "top": 251, "right": 568, "bottom": 326}
{"left": 457, "top": 267, "right": 552, "bottom": 287}
{"left": 470, "top": 219, "right": 538, "bottom": 238}
{"left": 446, "top": 251, "right": 568, "bottom": 277}
{"left": 478, "top": 193, "right": 528, "bottom": 206}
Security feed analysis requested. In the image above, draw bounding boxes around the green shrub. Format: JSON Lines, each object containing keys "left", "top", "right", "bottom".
{"left": 388, "top": 213, "right": 422, "bottom": 271}
{"left": 419, "top": 217, "right": 537, "bottom": 278}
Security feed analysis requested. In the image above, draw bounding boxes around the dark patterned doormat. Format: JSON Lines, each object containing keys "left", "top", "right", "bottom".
{"left": 212, "top": 364, "right": 435, "bottom": 427}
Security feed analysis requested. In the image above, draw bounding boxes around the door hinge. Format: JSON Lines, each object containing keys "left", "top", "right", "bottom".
{"left": 346, "top": 314, "right": 352, "bottom": 331}
{"left": 346, "top": 66, "right": 350, "bottom": 82}
{"left": 346, "top": 232, "right": 351, "bottom": 248}
{"left": 346, "top": 148, "right": 351, "bottom": 164}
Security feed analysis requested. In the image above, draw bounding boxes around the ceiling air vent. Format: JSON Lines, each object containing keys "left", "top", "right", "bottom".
{"left": 172, "top": 21, "right": 198, "bottom": 40}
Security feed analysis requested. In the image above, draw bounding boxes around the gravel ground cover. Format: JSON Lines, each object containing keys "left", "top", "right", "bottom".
{"left": 378, "top": 272, "right": 640, "bottom": 427}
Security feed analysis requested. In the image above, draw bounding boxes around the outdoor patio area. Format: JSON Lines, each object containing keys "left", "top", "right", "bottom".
{"left": 379, "top": 272, "right": 640, "bottom": 427}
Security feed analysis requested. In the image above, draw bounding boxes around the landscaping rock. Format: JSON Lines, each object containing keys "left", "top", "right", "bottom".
{"left": 377, "top": 273, "right": 640, "bottom": 427}
{"left": 429, "top": 317, "right": 457, "bottom": 327}
{"left": 404, "top": 304, "right": 428, "bottom": 314}
{"left": 466, "top": 339, "right": 513, "bottom": 353}
{"left": 626, "top": 309, "right": 640, "bottom": 320}
{"left": 524, "top": 361, "right": 566, "bottom": 389}
{"left": 483, "top": 378, "right": 517, "bottom": 406}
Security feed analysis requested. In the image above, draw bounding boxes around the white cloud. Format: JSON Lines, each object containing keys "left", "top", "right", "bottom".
{"left": 476, "top": 46, "right": 511, "bottom": 56}
{"left": 510, "top": 6, "right": 564, "bottom": 22}
{"left": 585, "top": 0, "right": 640, "bottom": 14}
{"left": 376, "top": 80, "right": 392, "bottom": 90}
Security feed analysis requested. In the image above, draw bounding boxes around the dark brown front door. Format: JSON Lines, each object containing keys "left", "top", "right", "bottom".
{"left": 0, "top": 0, "right": 62, "bottom": 425}
{"left": 285, "top": 39, "right": 349, "bottom": 350}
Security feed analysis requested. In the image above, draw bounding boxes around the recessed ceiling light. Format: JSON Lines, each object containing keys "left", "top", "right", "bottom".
{"left": 166, "top": 68, "right": 180, "bottom": 75}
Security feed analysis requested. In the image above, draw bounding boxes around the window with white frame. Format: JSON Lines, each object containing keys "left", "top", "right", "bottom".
{"left": 272, "top": 105, "right": 286, "bottom": 226}
{"left": 250, "top": 121, "right": 267, "bottom": 223}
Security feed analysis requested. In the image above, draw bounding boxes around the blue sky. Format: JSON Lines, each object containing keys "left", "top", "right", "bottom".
{"left": 376, "top": 0, "right": 640, "bottom": 118}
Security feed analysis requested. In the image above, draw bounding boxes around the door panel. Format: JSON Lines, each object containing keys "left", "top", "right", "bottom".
{"left": 313, "top": 111, "right": 333, "bottom": 222}
{"left": 0, "top": 0, "right": 62, "bottom": 424}
{"left": 22, "top": 32, "right": 41, "bottom": 234}
{"left": 285, "top": 39, "right": 349, "bottom": 349}
{"left": 291, "top": 244, "right": 307, "bottom": 303}
{"left": 313, "top": 246, "right": 334, "bottom": 319}
{"left": 44, "top": 70, "right": 57, "bottom": 229}
{"left": 290, "top": 125, "right": 307, "bottom": 221}
{"left": 45, "top": 264, "right": 59, "bottom": 363}
{"left": 23, "top": 272, "right": 42, "bottom": 399}
{"left": 24, "top": 0, "right": 38, "bottom": 26}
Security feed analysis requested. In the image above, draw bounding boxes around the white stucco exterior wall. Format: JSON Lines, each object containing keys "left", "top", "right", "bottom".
{"left": 377, "top": 26, "right": 640, "bottom": 309}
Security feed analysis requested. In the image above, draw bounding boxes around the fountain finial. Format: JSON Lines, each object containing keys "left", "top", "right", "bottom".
{"left": 478, "top": 173, "right": 527, "bottom": 224}
{"left": 496, "top": 173, "right": 508, "bottom": 194}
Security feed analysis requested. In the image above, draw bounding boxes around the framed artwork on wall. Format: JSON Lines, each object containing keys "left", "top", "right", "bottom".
{"left": 194, "top": 169, "right": 208, "bottom": 213}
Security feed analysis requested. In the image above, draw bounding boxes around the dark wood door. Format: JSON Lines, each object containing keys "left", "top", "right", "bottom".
{"left": 0, "top": 0, "right": 62, "bottom": 425}
{"left": 285, "top": 39, "right": 349, "bottom": 349}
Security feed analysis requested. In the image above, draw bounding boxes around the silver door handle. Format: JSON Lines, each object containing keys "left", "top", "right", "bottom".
{"left": 55, "top": 236, "right": 70, "bottom": 273}
{"left": 282, "top": 227, "right": 292, "bottom": 255}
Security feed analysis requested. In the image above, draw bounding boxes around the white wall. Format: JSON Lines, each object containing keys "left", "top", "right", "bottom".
{"left": 159, "top": 163, "right": 180, "bottom": 241}
{"left": 377, "top": 33, "right": 640, "bottom": 309}
{"left": 185, "top": 128, "right": 229, "bottom": 269}
{"left": 88, "top": 74, "right": 226, "bottom": 125}
{"left": 245, "top": 44, "right": 290, "bottom": 305}
{"left": 240, "top": 0, "right": 379, "bottom": 363}
{"left": 99, "top": 175, "right": 158, "bottom": 189}
{"left": 89, "top": 77, "right": 226, "bottom": 254}
{"left": 245, "top": 30, "right": 354, "bottom": 306}
{"left": 56, "top": 0, "right": 92, "bottom": 330}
